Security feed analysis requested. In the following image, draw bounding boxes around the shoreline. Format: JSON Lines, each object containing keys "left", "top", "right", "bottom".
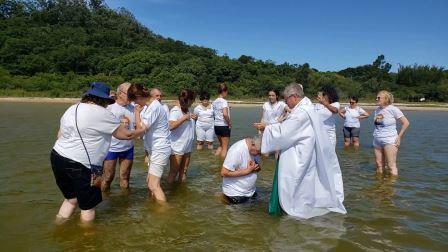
{"left": 1, "top": 97, "right": 448, "bottom": 111}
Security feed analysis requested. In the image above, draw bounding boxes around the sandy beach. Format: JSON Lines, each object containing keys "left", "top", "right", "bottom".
{"left": 1, "top": 97, "right": 447, "bottom": 111}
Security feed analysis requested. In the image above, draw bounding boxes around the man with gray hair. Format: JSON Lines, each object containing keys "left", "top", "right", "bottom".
{"left": 102, "top": 82, "right": 136, "bottom": 191}
{"left": 254, "top": 83, "right": 346, "bottom": 219}
{"left": 220, "top": 135, "right": 262, "bottom": 204}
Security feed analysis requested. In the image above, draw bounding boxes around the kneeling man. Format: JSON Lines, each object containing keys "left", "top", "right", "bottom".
{"left": 221, "top": 136, "right": 261, "bottom": 204}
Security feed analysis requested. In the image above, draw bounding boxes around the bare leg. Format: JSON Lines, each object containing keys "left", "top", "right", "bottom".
{"left": 220, "top": 136, "right": 230, "bottom": 159}
{"left": 206, "top": 141, "right": 214, "bottom": 150}
{"left": 147, "top": 174, "right": 166, "bottom": 202}
{"left": 344, "top": 138, "right": 351, "bottom": 147}
{"left": 197, "top": 141, "right": 204, "bottom": 150}
{"left": 215, "top": 136, "right": 223, "bottom": 156}
{"left": 353, "top": 137, "right": 360, "bottom": 148}
{"left": 80, "top": 209, "right": 95, "bottom": 223}
{"left": 101, "top": 159, "right": 117, "bottom": 192}
{"left": 178, "top": 153, "right": 191, "bottom": 183}
{"left": 168, "top": 154, "right": 182, "bottom": 184}
{"left": 144, "top": 151, "right": 149, "bottom": 168}
{"left": 384, "top": 145, "right": 399, "bottom": 176}
{"left": 374, "top": 148, "right": 386, "bottom": 174}
{"left": 56, "top": 198, "right": 78, "bottom": 221}
{"left": 118, "top": 158, "right": 133, "bottom": 189}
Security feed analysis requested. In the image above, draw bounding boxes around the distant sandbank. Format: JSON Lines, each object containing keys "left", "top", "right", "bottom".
{"left": 1, "top": 97, "right": 447, "bottom": 111}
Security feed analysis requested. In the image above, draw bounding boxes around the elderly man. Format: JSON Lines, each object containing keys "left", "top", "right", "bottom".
{"left": 150, "top": 87, "right": 170, "bottom": 116}
{"left": 220, "top": 136, "right": 262, "bottom": 204}
{"left": 254, "top": 83, "right": 346, "bottom": 219}
{"left": 102, "top": 82, "right": 135, "bottom": 191}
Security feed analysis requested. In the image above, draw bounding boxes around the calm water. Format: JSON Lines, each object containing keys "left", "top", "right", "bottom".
{"left": 0, "top": 103, "right": 447, "bottom": 251}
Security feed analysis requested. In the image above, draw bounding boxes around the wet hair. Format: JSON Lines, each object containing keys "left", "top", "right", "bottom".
{"left": 127, "top": 83, "right": 150, "bottom": 101}
{"left": 320, "top": 85, "right": 339, "bottom": 103}
{"left": 199, "top": 91, "right": 210, "bottom": 101}
{"left": 251, "top": 135, "right": 262, "bottom": 150}
{"left": 350, "top": 96, "right": 359, "bottom": 103}
{"left": 267, "top": 89, "right": 280, "bottom": 101}
{"left": 217, "top": 83, "right": 228, "bottom": 94}
{"left": 378, "top": 90, "right": 394, "bottom": 105}
{"left": 81, "top": 94, "right": 113, "bottom": 108}
{"left": 178, "top": 89, "right": 196, "bottom": 113}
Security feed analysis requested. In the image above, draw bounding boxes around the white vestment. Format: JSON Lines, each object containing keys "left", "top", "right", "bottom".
{"left": 261, "top": 97, "right": 346, "bottom": 219}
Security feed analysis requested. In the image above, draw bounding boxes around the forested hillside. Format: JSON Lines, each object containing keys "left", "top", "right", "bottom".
{"left": 1, "top": 0, "right": 447, "bottom": 101}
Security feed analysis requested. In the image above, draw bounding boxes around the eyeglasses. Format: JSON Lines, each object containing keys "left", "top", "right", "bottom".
{"left": 119, "top": 90, "right": 128, "bottom": 95}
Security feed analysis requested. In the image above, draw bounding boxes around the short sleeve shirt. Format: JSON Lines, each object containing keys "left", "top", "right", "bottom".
{"left": 141, "top": 100, "right": 171, "bottom": 154}
{"left": 107, "top": 103, "right": 135, "bottom": 152}
{"left": 194, "top": 105, "right": 214, "bottom": 127}
{"left": 169, "top": 106, "right": 195, "bottom": 152}
{"left": 212, "top": 97, "right": 230, "bottom": 126}
{"left": 373, "top": 105, "right": 404, "bottom": 138}
{"left": 53, "top": 103, "right": 120, "bottom": 168}
{"left": 262, "top": 101, "right": 286, "bottom": 125}
{"left": 222, "top": 140, "right": 257, "bottom": 197}
{"left": 315, "top": 102, "right": 341, "bottom": 134}
{"left": 343, "top": 106, "right": 367, "bottom": 128}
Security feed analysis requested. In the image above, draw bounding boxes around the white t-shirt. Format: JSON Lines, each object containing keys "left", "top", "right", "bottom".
{"left": 169, "top": 106, "right": 195, "bottom": 154}
{"left": 222, "top": 140, "right": 257, "bottom": 197}
{"left": 373, "top": 105, "right": 404, "bottom": 138}
{"left": 343, "top": 106, "right": 367, "bottom": 128}
{"left": 107, "top": 103, "right": 135, "bottom": 152}
{"left": 315, "top": 102, "right": 340, "bottom": 135}
{"left": 141, "top": 100, "right": 171, "bottom": 154}
{"left": 262, "top": 101, "right": 286, "bottom": 125}
{"left": 194, "top": 104, "right": 214, "bottom": 128}
{"left": 212, "top": 97, "right": 230, "bottom": 126}
{"left": 161, "top": 103, "right": 170, "bottom": 117}
{"left": 53, "top": 103, "right": 120, "bottom": 168}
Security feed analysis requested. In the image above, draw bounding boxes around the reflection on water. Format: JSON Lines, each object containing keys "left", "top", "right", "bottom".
{"left": 0, "top": 103, "right": 447, "bottom": 250}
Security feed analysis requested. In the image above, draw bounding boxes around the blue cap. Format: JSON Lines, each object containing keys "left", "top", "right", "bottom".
{"left": 85, "top": 82, "right": 114, "bottom": 101}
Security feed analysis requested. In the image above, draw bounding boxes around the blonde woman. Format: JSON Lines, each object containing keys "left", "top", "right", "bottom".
{"left": 373, "top": 90, "right": 410, "bottom": 176}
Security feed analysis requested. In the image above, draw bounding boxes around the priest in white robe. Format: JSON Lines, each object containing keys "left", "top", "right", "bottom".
{"left": 254, "top": 83, "right": 346, "bottom": 219}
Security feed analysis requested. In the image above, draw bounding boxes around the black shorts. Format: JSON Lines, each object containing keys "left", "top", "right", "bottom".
{"left": 50, "top": 149, "right": 102, "bottom": 210}
{"left": 224, "top": 192, "right": 257, "bottom": 204}
{"left": 214, "top": 126, "right": 231, "bottom": 137}
{"left": 343, "top": 127, "right": 360, "bottom": 138}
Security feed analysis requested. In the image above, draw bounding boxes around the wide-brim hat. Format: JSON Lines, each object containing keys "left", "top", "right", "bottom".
{"left": 84, "top": 82, "right": 115, "bottom": 102}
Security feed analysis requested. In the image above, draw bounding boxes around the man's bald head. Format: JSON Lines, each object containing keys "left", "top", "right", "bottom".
{"left": 150, "top": 88, "right": 162, "bottom": 101}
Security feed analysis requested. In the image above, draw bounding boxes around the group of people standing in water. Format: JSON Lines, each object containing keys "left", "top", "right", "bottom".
{"left": 50, "top": 81, "right": 409, "bottom": 222}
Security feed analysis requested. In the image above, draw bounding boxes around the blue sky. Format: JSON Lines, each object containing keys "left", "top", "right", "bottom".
{"left": 105, "top": 0, "right": 448, "bottom": 72}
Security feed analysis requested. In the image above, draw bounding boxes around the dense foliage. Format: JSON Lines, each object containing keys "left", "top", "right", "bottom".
{"left": 1, "top": 0, "right": 447, "bottom": 101}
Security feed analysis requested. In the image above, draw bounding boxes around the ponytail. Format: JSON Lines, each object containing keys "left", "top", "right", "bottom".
{"left": 178, "top": 89, "right": 196, "bottom": 113}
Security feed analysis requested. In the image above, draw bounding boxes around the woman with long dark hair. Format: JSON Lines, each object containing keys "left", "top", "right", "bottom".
{"left": 129, "top": 83, "right": 172, "bottom": 202}
{"left": 168, "top": 89, "right": 197, "bottom": 183}
{"left": 315, "top": 85, "right": 340, "bottom": 147}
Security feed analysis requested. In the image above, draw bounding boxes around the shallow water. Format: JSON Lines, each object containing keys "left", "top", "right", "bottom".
{"left": 0, "top": 103, "right": 447, "bottom": 251}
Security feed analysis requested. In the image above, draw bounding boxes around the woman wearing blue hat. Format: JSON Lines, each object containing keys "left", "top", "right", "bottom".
{"left": 50, "top": 82, "right": 146, "bottom": 223}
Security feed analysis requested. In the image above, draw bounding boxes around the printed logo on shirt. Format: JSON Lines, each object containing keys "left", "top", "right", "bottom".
{"left": 374, "top": 114, "right": 385, "bottom": 127}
